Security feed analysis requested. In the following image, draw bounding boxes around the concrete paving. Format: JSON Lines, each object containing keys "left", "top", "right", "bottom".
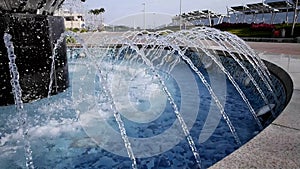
{"left": 210, "top": 42, "right": 300, "bottom": 169}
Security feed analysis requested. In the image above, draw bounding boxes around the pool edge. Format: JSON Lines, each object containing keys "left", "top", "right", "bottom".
{"left": 210, "top": 51, "right": 300, "bottom": 168}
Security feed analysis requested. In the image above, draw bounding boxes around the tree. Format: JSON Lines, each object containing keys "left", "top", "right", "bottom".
{"left": 88, "top": 8, "right": 105, "bottom": 31}
{"left": 88, "top": 8, "right": 105, "bottom": 16}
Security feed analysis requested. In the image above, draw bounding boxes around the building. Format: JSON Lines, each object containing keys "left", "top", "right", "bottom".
{"left": 54, "top": 9, "right": 85, "bottom": 29}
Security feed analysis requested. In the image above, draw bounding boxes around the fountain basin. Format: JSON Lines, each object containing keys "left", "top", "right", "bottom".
{"left": 0, "top": 29, "right": 293, "bottom": 168}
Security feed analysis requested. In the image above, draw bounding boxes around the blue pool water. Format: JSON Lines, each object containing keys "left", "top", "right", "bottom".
{"left": 0, "top": 49, "right": 286, "bottom": 169}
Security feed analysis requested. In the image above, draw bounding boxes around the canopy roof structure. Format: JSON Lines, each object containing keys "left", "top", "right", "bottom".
{"left": 180, "top": 10, "right": 227, "bottom": 26}
{"left": 229, "top": 0, "right": 299, "bottom": 24}
{"left": 247, "top": 2, "right": 277, "bottom": 13}
{"left": 230, "top": 0, "right": 299, "bottom": 15}
{"left": 231, "top": 6, "right": 249, "bottom": 12}
{"left": 266, "top": 0, "right": 294, "bottom": 12}
{"left": 230, "top": 3, "right": 278, "bottom": 15}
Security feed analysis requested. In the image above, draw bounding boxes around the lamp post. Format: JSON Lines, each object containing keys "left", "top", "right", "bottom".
{"left": 179, "top": 0, "right": 182, "bottom": 30}
{"left": 153, "top": 13, "right": 156, "bottom": 29}
{"left": 291, "top": 0, "right": 299, "bottom": 36}
{"left": 142, "top": 3, "right": 146, "bottom": 30}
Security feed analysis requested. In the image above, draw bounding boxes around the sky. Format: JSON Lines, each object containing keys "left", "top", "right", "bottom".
{"left": 68, "top": 0, "right": 265, "bottom": 28}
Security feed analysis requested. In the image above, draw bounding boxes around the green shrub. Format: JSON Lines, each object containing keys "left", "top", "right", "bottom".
{"left": 80, "top": 28, "right": 88, "bottom": 33}
{"left": 215, "top": 23, "right": 300, "bottom": 38}
{"left": 66, "top": 36, "right": 77, "bottom": 44}
{"left": 72, "top": 28, "right": 80, "bottom": 33}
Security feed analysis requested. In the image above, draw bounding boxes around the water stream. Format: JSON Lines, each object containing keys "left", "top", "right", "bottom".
{"left": 1, "top": 28, "right": 286, "bottom": 169}
{"left": 53, "top": 31, "right": 138, "bottom": 169}
{"left": 3, "top": 33, "right": 35, "bottom": 169}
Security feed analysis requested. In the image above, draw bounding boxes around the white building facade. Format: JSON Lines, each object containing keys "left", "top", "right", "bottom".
{"left": 54, "top": 9, "right": 85, "bottom": 29}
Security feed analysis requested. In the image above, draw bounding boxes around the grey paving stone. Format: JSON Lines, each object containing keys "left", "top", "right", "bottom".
{"left": 210, "top": 124, "right": 300, "bottom": 169}
{"left": 210, "top": 42, "right": 300, "bottom": 169}
{"left": 274, "top": 90, "right": 300, "bottom": 130}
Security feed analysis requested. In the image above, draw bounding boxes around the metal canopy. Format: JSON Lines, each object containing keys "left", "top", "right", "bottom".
{"left": 230, "top": 6, "right": 249, "bottom": 12}
{"left": 267, "top": 1, "right": 295, "bottom": 12}
{"left": 231, "top": 1, "right": 298, "bottom": 14}
{"left": 182, "top": 10, "right": 222, "bottom": 19}
{"left": 228, "top": 0, "right": 299, "bottom": 24}
{"left": 246, "top": 3, "right": 275, "bottom": 13}
{"left": 180, "top": 9, "right": 227, "bottom": 26}
{"left": 266, "top": 1, "right": 293, "bottom": 8}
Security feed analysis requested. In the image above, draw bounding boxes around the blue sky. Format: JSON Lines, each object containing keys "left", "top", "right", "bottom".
{"left": 83, "top": 0, "right": 264, "bottom": 25}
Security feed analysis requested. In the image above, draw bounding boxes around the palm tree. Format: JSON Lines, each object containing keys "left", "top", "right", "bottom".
{"left": 88, "top": 8, "right": 105, "bottom": 15}
{"left": 89, "top": 8, "right": 105, "bottom": 30}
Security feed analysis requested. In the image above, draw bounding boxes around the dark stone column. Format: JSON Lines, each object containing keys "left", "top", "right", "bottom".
{"left": 0, "top": 14, "right": 69, "bottom": 106}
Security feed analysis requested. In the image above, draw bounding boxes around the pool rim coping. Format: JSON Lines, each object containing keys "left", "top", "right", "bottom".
{"left": 209, "top": 43, "right": 300, "bottom": 168}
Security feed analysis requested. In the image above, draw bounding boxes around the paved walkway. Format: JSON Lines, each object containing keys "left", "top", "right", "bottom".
{"left": 210, "top": 42, "right": 300, "bottom": 169}
{"left": 247, "top": 42, "right": 300, "bottom": 56}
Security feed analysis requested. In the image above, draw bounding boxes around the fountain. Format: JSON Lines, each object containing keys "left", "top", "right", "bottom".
{"left": 0, "top": 1, "right": 293, "bottom": 169}
{"left": 0, "top": 0, "right": 73, "bottom": 106}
